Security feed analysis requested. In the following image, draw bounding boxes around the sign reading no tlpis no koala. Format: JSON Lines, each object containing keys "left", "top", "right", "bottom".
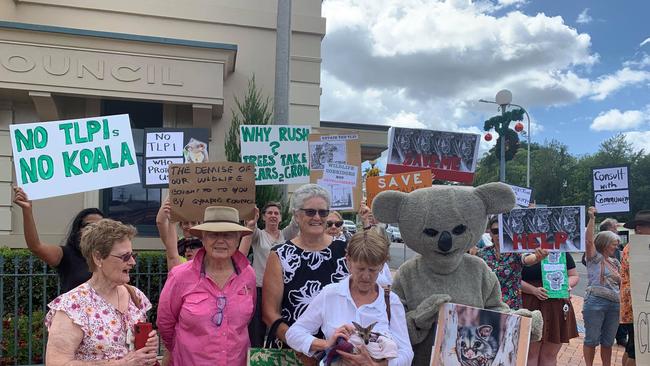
{"left": 10, "top": 114, "right": 139, "bottom": 200}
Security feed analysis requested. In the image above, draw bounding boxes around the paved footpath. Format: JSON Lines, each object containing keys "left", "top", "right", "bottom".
{"left": 557, "top": 296, "right": 625, "bottom": 366}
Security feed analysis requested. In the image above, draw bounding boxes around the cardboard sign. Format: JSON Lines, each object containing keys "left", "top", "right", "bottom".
{"left": 322, "top": 163, "right": 358, "bottom": 186}
{"left": 10, "top": 114, "right": 139, "bottom": 200}
{"left": 592, "top": 165, "right": 630, "bottom": 214}
{"left": 541, "top": 252, "right": 569, "bottom": 299}
{"left": 143, "top": 128, "right": 210, "bottom": 188}
{"left": 386, "top": 127, "right": 480, "bottom": 184}
{"left": 507, "top": 184, "right": 533, "bottom": 208}
{"left": 239, "top": 125, "right": 311, "bottom": 185}
{"left": 365, "top": 170, "right": 433, "bottom": 207}
{"left": 309, "top": 134, "right": 362, "bottom": 212}
{"left": 628, "top": 234, "right": 650, "bottom": 364}
{"left": 431, "top": 303, "right": 531, "bottom": 366}
{"left": 168, "top": 162, "right": 256, "bottom": 222}
{"left": 499, "top": 206, "right": 586, "bottom": 253}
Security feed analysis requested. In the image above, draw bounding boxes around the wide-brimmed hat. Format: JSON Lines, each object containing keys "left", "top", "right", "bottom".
{"left": 623, "top": 210, "right": 650, "bottom": 229}
{"left": 189, "top": 206, "right": 252, "bottom": 237}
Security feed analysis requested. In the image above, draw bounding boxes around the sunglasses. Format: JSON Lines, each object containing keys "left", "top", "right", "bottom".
{"left": 299, "top": 208, "right": 330, "bottom": 218}
{"left": 186, "top": 242, "right": 203, "bottom": 250}
{"left": 490, "top": 228, "right": 499, "bottom": 235}
{"left": 109, "top": 252, "right": 138, "bottom": 262}
{"left": 327, "top": 221, "right": 344, "bottom": 228}
{"left": 212, "top": 296, "right": 227, "bottom": 327}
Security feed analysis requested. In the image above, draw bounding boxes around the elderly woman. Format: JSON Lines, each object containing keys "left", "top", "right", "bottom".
{"left": 45, "top": 219, "right": 158, "bottom": 365}
{"left": 286, "top": 230, "right": 413, "bottom": 365}
{"left": 157, "top": 206, "right": 255, "bottom": 366}
{"left": 262, "top": 184, "right": 349, "bottom": 350}
{"left": 326, "top": 210, "right": 349, "bottom": 242}
{"left": 14, "top": 186, "right": 104, "bottom": 292}
{"left": 583, "top": 207, "right": 621, "bottom": 366}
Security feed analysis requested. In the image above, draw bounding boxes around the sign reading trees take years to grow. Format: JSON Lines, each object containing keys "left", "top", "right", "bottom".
{"left": 10, "top": 114, "right": 139, "bottom": 200}
{"left": 239, "top": 125, "right": 311, "bottom": 185}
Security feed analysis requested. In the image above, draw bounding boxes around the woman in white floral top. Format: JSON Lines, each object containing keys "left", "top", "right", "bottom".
{"left": 45, "top": 219, "right": 159, "bottom": 366}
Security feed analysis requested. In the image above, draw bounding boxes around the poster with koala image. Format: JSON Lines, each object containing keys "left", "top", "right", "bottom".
{"left": 498, "top": 206, "right": 586, "bottom": 253}
{"left": 386, "top": 127, "right": 480, "bottom": 184}
{"left": 541, "top": 252, "right": 569, "bottom": 298}
{"left": 431, "top": 303, "right": 531, "bottom": 366}
{"left": 143, "top": 128, "right": 210, "bottom": 188}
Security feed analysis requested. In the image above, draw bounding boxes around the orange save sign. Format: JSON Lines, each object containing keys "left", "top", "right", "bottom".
{"left": 366, "top": 169, "right": 433, "bottom": 207}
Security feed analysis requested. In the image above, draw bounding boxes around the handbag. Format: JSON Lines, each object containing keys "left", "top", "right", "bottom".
{"left": 247, "top": 318, "right": 314, "bottom": 366}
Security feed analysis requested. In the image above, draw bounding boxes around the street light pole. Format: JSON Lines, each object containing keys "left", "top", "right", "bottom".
{"left": 498, "top": 105, "right": 507, "bottom": 182}
{"left": 510, "top": 103, "right": 531, "bottom": 187}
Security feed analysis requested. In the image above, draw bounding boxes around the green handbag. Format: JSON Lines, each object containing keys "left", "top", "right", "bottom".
{"left": 247, "top": 318, "right": 309, "bottom": 366}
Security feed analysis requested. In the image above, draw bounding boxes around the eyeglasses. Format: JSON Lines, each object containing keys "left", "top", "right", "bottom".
{"left": 186, "top": 242, "right": 203, "bottom": 250}
{"left": 327, "top": 221, "right": 344, "bottom": 228}
{"left": 299, "top": 208, "right": 330, "bottom": 218}
{"left": 109, "top": 252, "right": 138, "bottom": 262}
{"left": 490, "top": 228, "right": 499, "bottom": 235}
{"left": 212, "top": 296, "right": 227, "bottom": 327}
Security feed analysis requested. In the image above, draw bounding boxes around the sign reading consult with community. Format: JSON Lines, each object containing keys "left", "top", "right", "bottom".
{"left": 10, "top": 114, "right": 139, "bottom": 200}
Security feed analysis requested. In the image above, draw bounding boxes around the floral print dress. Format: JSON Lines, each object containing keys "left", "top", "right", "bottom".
{"left": 272, "top": 240, "right": 348, "bottom": 324}
{"left": 477, "top": 246, "right": 524, "bottom": 309}
{"left": 45, "top": 283, "right": 151, "bottom": 361}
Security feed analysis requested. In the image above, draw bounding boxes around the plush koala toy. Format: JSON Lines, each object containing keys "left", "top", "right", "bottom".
{"left": 373, "top": 182, "right": 543, "bottom": 365}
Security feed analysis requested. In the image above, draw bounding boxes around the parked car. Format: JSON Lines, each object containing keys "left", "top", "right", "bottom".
{"left": 343, "top": 220, "right": 357, "bottom": 234}
{"left": 386, "top": 225, "right": 402, "bottom": 242}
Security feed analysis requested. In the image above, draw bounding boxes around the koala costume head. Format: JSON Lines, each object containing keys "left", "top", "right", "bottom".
{"left": 373, "top": 182, "right": 515, "bottom": 272}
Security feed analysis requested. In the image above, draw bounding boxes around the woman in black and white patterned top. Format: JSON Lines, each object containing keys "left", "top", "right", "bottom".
{"left": 262, "top": 184, "right": 349, "bottom": 347}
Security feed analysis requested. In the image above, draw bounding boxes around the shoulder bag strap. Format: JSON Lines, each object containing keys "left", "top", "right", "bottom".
{"left": 265, "top": 318, "right": 289, "bottom": 349}
{"left": 124, "top": 284, "right": 143, "bottom": 309}
{"left": 383, "top": 286, "right": 391, "bottom": 323}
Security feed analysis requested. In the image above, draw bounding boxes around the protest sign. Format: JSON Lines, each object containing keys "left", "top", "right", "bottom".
{"left": 507, "top": 184, "right": 533, "bottom": 208}
{"left": 168, "top": 162, "right": 256, "bottom": 222}
{"left": 498, "top": 206, "right": 585, "bottom": 253}
{"left": 365, "top": 170, "right": 433, "bottom": 207}
{"left": 309, "top": 134, "right": 362, "bottom": 211}
{"left": 386, "top": 127, "right": 480, "bottom": 184}
{"left": 431, "top": 303, "right": 531, "bottom": 366}
{"left": 322, "top": 163, "right": 358, "bottom": 186}
{"left": 10, "top": 114, "right": 139, "bottom": 200}
{"left": 592, "top": 165, "right": 630, "bottom": 214}
{"left": 541, "top": 252, "right": 569, "bottom": 299}
{"left": 628, "top": 234, "right": 650, "bottom": 364}
{"left": 240, "top": 125, "right": 311, "bottom": 185}
{"left": 143, "top": 128, "right": 210, "bottom": 188}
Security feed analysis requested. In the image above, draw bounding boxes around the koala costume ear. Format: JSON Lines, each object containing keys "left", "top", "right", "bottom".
{"left": 372, "top": 190, "right": 407, "bottom": 224}
{"left": 475, "top": 182, "right": 516, "bottom": 214}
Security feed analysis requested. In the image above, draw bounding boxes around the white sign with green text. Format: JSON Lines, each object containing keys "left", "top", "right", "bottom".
{"left": 10, "top": 114, "right": 139, "bottom": 200}
{"left": 239, "top": 125, "right": 311, "bottom": 185}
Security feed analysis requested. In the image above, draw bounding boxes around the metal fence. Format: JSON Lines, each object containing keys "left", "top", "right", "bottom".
{"left": 0, "top": 253, "right": 167, "bottom": 366}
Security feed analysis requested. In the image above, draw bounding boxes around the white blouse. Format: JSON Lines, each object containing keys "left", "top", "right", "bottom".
{"left": 285, "top": 277, "right": 414, "bottom": 366}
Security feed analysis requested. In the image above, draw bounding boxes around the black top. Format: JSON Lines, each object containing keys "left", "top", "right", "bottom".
{"left": 272, "top": 239, "right": 348, "bottom": 324}
{"left": 522, "top": 252, "right": 576, "bottom": 282}
{"left": 58, "top": 246, "right": 92, "bottom": 293}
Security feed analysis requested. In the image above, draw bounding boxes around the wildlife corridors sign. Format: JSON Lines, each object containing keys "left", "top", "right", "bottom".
{"left": 386, "top": 127, "right": 480, "bottom": 184}
{"left": 239, "top": 125, "right": 311, "bottom": 185}
{"left": 10, "top": 114, "right": 139, "bottom": 200}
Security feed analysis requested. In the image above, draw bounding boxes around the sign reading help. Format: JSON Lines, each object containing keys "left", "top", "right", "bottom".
{"left": 365, "top": 170, "right": 433, "bottom": 207}
{"left": 168, "top": 162, "right": 256, "bottom": 222}
{"left": 10, "top": 114, "right": 139, "bottom": 200}
{"left": 239, "top": 125, "right": 311, "bottom": 185}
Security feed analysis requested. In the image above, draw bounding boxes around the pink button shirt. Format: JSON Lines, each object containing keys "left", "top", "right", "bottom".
{"left": 157, "top": 249, "right": 256, "bottom": 366}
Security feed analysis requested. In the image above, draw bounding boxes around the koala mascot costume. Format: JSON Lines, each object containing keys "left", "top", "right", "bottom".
{"left": 373, "top": 182, "right": 543, "bottom": 365}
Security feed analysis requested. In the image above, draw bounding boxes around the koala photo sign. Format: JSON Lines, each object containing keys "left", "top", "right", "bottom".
{"left": 541, "top": 252, "right": 569, "bottom": 298}
{"left": 498, "top": 206, "right": 586, "bottom": 253}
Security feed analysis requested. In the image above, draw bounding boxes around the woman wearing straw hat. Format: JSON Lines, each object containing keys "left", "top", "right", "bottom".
{"left": 157, "top": 206, "right": 255, "bottom": 366}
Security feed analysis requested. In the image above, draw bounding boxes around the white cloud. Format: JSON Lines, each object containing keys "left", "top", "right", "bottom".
{"left": 590, "top": 68, "right": 650, "bottom": 100}
{"left": 624, "top": 131, "right": 650, "bottom": 152}
{"left": 590, "top": 108, "right": 650, "bottom": 131}
{"left": 641, "top": 38, "right": 650, "bottom": 47}
{"left": 623, "top": 54, "right": 650, "bottom": 68}
{"left": 576, "top": 8, "right": 593, "bottom": 24}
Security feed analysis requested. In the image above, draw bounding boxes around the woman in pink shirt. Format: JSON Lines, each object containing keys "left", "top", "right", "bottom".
{"left": 157, "top": 206, "right": 256, "bottom": 366}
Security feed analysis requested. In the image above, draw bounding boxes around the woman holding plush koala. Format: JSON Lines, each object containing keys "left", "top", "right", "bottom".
{"left": 286, "top": 230, "right": 413, "bottom": 365}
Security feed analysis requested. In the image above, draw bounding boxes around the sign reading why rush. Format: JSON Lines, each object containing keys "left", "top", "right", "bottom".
{"left": 365, "top": 170, "right": 433, "bottom": 207}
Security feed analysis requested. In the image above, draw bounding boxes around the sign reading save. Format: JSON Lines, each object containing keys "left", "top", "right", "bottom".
{"left": 365, "top": 170, "right": 433, "bottom": 207}
{"left": 10, "top": 114, "right": 139, "bottom": 200}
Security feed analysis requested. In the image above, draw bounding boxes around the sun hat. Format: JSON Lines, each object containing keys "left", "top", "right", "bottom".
{"left": 623, "top": 210, "right": 650, "bottom": 229}
{"left": 189, "top": 206, "right": 253, "bottom": 237}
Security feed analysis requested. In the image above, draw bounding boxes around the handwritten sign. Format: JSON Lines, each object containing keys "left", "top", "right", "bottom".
{"left": 541, "top": 252, "right": 569, "bottom": 298}
{"left": 508, "top": 184, "right": 533, "bottom": 208}
{"left": 365, "top": 170, "right": 433, "bottom": 207}
{"left": 168, "top": 162, "right": 256, "bottom": 222}
{"left": 145, "top": 132, "right": 183, "bottom": 157}
{"left": 499, "top": 206, "right": 585, "bottom": 253}
{"left": 628, "top": 234, "right": 650, "bottom": 364}
{"left": 386, "top": 127, "right": 480, "bottom": 184}
{"left": 592, "top": 166, "right": 629, "bottom": 190}
{"left": 239, "top": 125, "right": 311, "bottom": 185}
{"left": 322, "top": 163, "right": 358, "bottom": 186}
{"left": 591, "top": 166, "right": 630, "bottom": 214}
{"left": 10, "top": 114, "right": 139, "bottom": 200}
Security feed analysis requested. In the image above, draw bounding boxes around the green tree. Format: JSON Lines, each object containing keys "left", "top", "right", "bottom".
{"left": 224, "top": 76, "right": 291, "bottom": 227}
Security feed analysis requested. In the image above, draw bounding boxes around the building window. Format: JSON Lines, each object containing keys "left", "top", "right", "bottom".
{"left": 100, "top": 100, "right": 163, "bottom": 236}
